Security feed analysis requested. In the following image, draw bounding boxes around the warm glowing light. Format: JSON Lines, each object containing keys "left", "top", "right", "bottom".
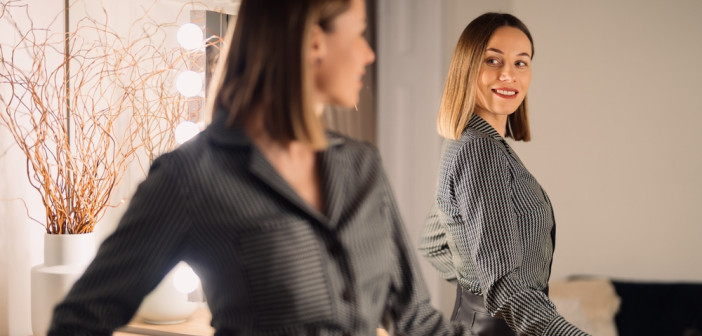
{"left": 172, "top": 264, "right": 200, "bottom": 294}
{"left": 174, "top": 121, "right": 201, "bottom": 144}
{"left": 175, "top": 71, "right": 203, "bottom": 97}
{"left": 177, "top": 23, "right": 204, "bottom": 50}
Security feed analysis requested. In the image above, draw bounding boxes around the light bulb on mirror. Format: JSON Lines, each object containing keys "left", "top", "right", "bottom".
{"left": 174, "top": 121, "right": 201, "bottom": 145}
{"left": 177, "top": 23, "right": 204, "bottom": 50}
{"left": 175, "top": 71, "right": 203, "bottom": 98}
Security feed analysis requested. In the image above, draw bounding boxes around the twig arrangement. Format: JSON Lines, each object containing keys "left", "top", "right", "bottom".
{"left": 0, "top": 0, "right": 202, "bottom": 234}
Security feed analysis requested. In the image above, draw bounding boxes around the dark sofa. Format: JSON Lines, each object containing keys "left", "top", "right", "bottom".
{"left": 612, "top": 281, "right": 702, "bottom": 336}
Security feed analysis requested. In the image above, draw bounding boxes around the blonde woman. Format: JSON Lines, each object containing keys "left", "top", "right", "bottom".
{"left": 49, "top": 0, "right": 471, "bottom": 335}
{"left": 419, "top": 13, "right": 589, "bottom": 336}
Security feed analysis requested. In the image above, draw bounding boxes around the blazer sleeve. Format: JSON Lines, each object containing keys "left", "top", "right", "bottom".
{"left": 418, "top": 202, "right": 457, "bottom": 281}
{"left": 451, "top": 139, "right": 588, "bottom": 336}
{"left": 48, "top": 152, "right": 193, "bottom": 335}
{"left": 373, "top": 158, "right": 471, "bottom": 336}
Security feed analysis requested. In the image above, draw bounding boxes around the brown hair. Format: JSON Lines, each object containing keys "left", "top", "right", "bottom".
{"left": 437, "top": 12, "right": 534, "bottom": 141}
{"left": 206, "top": 0, "right": 351, "bottom": 149}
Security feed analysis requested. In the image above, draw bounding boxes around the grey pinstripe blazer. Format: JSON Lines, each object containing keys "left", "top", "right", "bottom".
{"left": 419, "top": 115, "right": 588, "bottom": 335}
{"left": 49, "top": 110, "right": 471, "bottom": 336}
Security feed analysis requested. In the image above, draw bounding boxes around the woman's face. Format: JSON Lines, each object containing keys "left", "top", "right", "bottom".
{"left": 314, "top": 0, "right": 375, "bottom": 108}
{"left": 474, "top": 26, "right": 532, "bottom": 121}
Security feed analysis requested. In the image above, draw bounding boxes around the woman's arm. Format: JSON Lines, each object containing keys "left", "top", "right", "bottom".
{"left": 372, "top": 162, "right": 471, "bottom": 336}
{"left": 48, "top": 153, "right": 193, "bottom": 335}
{"left": 418, "top": 202, "right": 457, "bottom": 281}
{"left": 418, "top": 138, "right": 459, "bottom": 281}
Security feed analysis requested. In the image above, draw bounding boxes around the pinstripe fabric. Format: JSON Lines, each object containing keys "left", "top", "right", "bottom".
{"left": 48, "top": 110, "right": 471, "bottom": 336}
{"left": 419, "top": 115, "right": 589, "bottom": 336}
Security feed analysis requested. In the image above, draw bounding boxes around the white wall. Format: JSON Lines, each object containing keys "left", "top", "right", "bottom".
{"left": 377, "top": 0, "right": 702, "bottom": 316}
{"left": 1, "top": 2, "right": 66, "bottom": 334}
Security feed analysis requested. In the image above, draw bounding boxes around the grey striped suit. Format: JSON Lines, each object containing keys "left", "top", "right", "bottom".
{"left": 419, "top": 115, "right": 588, "bottom": 335}
{"left": 48, "top": 110, "right": 471, "bottom": 335}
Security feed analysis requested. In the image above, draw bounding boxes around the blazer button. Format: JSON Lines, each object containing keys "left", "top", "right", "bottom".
{"left": 342, "top": 288, "right": 352, "bottom": 302}
{"left": 328, "top": 242, "right": 343, "bottom": 257}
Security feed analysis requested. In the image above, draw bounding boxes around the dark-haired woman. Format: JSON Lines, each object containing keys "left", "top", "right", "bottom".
{"left": 49, "top": 0, "right": 472, "bottom": 335}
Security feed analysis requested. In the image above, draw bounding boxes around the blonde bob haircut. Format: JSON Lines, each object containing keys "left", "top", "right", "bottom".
{"left": 206, "top": 0, "right": 351, "bottom": 149}
{"left": 437, "top": 13, "right": 534, "bottom": 141}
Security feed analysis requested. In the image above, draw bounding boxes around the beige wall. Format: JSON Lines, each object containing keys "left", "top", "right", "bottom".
{"left": 509, "top": 0, "right": 702, "bottom": 281}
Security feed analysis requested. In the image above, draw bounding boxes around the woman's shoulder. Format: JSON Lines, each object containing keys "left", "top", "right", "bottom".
{"left": 324, "top": 130, "right": 385, "bottom": 176}
{"left": 147, "top": 131, "right": 216, "bottom": 177}
{"left": 325, "top": 130, "right": 379, "bottom": 158}
{"left": 439, "top": 129, "right": 511, "bottom": 172}
{"left": 449, "top": 129, "right": 507, "bottom": 156}
{"left": 460, "top": 126, "right": 499, "bottom": 143}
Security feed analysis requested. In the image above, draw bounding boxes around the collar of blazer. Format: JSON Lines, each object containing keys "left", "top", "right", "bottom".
{"left": 464, "top": 114, "right": 525, "bottom": 167}
{"left": 465, "top": 114, "right": 502, "bottom": 141}
{"left": 205, "top": 108, "right": 349, "bottom": 228}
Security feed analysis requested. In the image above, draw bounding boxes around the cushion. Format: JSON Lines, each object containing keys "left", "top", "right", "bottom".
{"left": 549, "top": 276, "right": 621, "bottom": 336}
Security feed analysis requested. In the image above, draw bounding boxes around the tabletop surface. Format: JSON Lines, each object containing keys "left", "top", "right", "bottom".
{"left": 115, "top": 306, "right": 214, "bottom": 336}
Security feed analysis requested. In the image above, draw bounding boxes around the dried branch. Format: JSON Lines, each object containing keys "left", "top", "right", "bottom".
{"left": 0, "top": 0, "right": 204, "bottom": 233}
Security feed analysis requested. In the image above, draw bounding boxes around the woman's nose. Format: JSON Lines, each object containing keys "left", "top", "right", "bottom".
{"left": 499, "top": 66, "right": 516, "bottom": 82}
{"left": 365, "top": 40, "right": 376, "bottom": 65}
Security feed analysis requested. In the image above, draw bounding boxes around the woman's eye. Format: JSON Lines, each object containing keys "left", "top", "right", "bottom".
{"left": 516, "top": 60, "right": 529, "bottom": 67}
{"left": 486, "top": 58, "right": 500, "bottom": 66}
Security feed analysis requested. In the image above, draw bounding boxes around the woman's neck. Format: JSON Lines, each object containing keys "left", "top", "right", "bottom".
{"left": 243, "top": 109, "right": 323, "bottom": 213}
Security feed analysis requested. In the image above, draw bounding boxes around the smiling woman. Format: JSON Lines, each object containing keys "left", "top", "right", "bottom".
{"left": 419, "top": 12, "right": 589, "bottom": 336}
{"left": 436, "top": 13, "right": 534, "bottom": 142}
{"left": 473, "top": 26, "right": 533, "bottom": 134}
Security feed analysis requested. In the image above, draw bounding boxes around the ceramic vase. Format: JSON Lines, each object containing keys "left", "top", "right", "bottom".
{"left": 30, "top": 233, "right": 97, "bottom": 336}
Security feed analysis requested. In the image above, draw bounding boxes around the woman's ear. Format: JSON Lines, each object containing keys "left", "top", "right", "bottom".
{"left": 309, "top": 24, "right": 327, "bottom": 66}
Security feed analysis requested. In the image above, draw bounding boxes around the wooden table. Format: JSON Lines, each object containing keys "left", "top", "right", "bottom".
{"left": 114, "top": 307, "right": 391, "bottom": 336}
{"left": 115, "top": 307, "right": 214, "bottom": 336}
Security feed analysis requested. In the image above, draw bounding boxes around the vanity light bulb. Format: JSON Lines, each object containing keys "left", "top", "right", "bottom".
{"left": 177, "top": 23, "right": 204, "bottom": 50}
{"left": 172, "top": 264, "right": 200, "bottom": 294}
{"left": 175, "top": 71, "right": 203, "bottom": 97}
{"left": 174, "top": 121, "right": 201, "bottom": 145}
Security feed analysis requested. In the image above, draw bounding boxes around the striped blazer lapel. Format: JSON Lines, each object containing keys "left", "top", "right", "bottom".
{"left": 247, "top": 147, "right": 330, "bottom": 226}
{"left": 318, "top": 139, "right": 349, "bottom": 230}
{"left": 208, "top": 111, "right": 347, "bottom": 230}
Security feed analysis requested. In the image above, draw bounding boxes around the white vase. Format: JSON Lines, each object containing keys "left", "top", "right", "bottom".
{"left": 136, "top": 261, "right": 200, "bottom": 324}
{"left": 31, "top": 233, "right": 97, "bottom": 336}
